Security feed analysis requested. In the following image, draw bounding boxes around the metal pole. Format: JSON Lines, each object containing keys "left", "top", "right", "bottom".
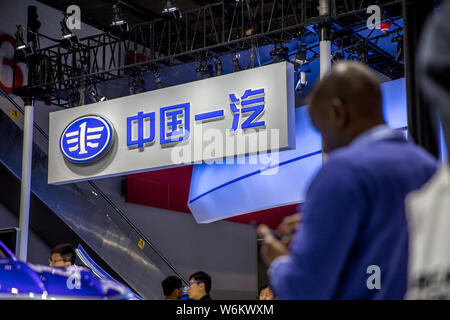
{"left": 319, "top": 0, "right": 331, "bottom": 162}
{"left": 319, "top": 0, "right": 331, "bottom": 79}
{"left": 18, "top": 100, "right": 34, "bottom": 262}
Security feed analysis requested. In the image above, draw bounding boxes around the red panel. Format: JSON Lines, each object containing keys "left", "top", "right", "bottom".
{"left": 225, "top": 204, "right": 300, "bottom": 230}
{"left": 126, "top": 166, "right": 301, "bottom": 230}
{"left": 126, "top": 166, "right": 193, "bottom": 213}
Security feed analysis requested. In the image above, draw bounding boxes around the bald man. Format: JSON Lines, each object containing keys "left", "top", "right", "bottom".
{"left": 258, "top": 61, "right": 437, "bottom": 299}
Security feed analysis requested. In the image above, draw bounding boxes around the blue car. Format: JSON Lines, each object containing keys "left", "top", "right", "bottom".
{"left": 0, "top": 240, "right": 140, "bottom": 300}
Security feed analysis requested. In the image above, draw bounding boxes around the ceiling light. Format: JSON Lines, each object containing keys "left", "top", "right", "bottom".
{"left": 292, "top": 43, "right": 308, "bottom": 71}
{"left": 270, "top": 44, "right": 289, "bottom": 63}
{"left": 162, "top": 0, "right": 182, "bottom": 20}
{"left": 232, "top": 53, "right": 241, "bottom": 72}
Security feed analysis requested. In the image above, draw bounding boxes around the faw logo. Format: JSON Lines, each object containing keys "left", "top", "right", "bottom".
{"left": 60, "top": 115, "right": 114, "bottom": 163}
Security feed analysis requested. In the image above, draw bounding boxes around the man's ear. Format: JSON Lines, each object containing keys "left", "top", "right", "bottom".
{"left": 330, "top": 97, "right": 348, "bottom": 128}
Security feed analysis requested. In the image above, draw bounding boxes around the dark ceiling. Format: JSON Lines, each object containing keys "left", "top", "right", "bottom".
{"left": 36, "top": 0, "right": 220, "bottom": 31}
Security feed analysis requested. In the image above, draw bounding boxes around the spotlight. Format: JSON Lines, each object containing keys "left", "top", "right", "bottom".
{"left": 331, "top": 52, "right": 345, "bottom": 64}
{"left": 67, "top": 89, "right": 81, "bottom": 108}
{"left": 162, "top": 0, "right": 182, "bottom": 20}
{"left": 392, "top": 34, "right": 403, "bottom": 63}
{"left": 129, "top": 75, "right": 145, "bottom": 95}
{"left": 89, "top": 88, "right": 107, "bottom": 102}
{"left": 154, "top": 70, "right": 163, "bottom": 89}
{"left": 358, "top": 49, "right": 368, "bottom": 64}
{"left": 15, "top": 29, "right": 27, "bottom": 50}
{"left": 292, "top": 43, "right": 308, "bottom": 71}
{"left": 60, "top": 14, "right": 78, "bottom": 49}
{"left": 270, "top": 44, "right": 289, "bottom": 63}
{"left": 232, "top": 53, "right": 241, "bottom": 72}
{"left": 111, "top": 1, "right": 129, "bottom": 33}
{"left": 196, "top": 60, "right": 213, "bottom": 80}
{"left": 14, "top": 26, "right": 33, "bottom": 62}
{"left": 295, "top": 69, "right": 311, "bottom": 91}
{"left": 214, "top": 57, "right": 222, "bottom": 76}
{"left": 61, "top": 19, "right": 74, "bottom": 39}
{"left": 196, "top": 68, "right": 202, "bottom": 80}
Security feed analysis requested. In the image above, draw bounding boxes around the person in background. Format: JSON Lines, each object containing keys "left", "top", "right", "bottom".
{"left": 188, "top": 271, "right": 213, "bottom": 300}
{"left": 258, "top": 284, "right": 275, "bottom": 300}
{"left": 162, "top": 275, "right": 183, "bottom": 300}
{"left": 404, "top": 0, "right": 450, "bottom": 300}
{"left": 258, "top": 61, "right": 437, "bottom": 299}
{"left": 49, "top": 243, "right": 76, "bottom": 267}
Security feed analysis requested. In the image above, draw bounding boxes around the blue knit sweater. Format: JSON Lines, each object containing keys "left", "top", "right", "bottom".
{"left": 270, "top": 131, "right": 437, "bottom": 299}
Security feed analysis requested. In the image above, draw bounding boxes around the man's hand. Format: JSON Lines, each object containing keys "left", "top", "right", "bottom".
{"left": 257, "top": 224, "right": 289, "bottom": 266}
{"left": 276, "top": 213, "right": 301, "bottom": 247}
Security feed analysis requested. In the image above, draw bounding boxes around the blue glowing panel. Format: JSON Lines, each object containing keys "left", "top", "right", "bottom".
{"left": 188, "top": 105, "right": 322, "bottom": 223}
{"left": 188, "top": 78, "right": 407, "bottom": 223}
{"left": 381, "top": 78, "right": 407, "bottom": 129}
{"left": 440, "top": 125, "right": 448, "bottom": 163}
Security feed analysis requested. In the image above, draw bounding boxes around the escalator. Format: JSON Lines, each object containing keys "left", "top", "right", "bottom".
{"left": 0, "top": 89, "right": 187, "bottom": 299}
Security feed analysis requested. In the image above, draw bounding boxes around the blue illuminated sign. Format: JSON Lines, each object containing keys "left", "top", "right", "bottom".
{"left": 60, "top": 115, "right": 113, "bottom": 163}
{"left": 49, "top": 61, "right": 293, "bottom": 186}
{"left": 127, "top": 111, "right": 156, "bottom": 148}
{"left": 229, "top": 88, "right": 266, "bottom": 131}
{"left": 125, "top": 88, "right": 267, "bottom": 150}
{"left": 160, "top": 103, "right": 191, "bottom": 144}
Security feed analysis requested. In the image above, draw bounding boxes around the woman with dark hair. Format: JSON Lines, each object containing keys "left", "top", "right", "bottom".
{"left": 258, "top": 284, "right": 275, "bottom": 300}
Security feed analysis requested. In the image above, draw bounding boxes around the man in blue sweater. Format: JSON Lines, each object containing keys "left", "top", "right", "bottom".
{"left": 258, "top": 61, "right": 437, "bottom": 299}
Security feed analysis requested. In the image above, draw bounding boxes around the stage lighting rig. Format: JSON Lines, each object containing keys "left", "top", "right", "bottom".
{"left": 295, "top": 69, "right": 311, "bottom": 92}
{"left": 213, "top": 57, "right": 223, "bottom": 76}
{"left": 292, "top": 43, "right": 308, "bottom": 71}
{"left": 60, "top": 14, "right": 78, "bottom": 49}
{"left": 111, "top": 1, "right": 129, "bottom": 33}
{"left": 89, "top": 88, "right": 107, "bottom": 102}
{"left": 196, "top": 60, "right": 213, "bottom": 79}
{"left": 67, "top": 88, "right": 81, "bottom": 108}
{"left": 14, "top": 27, "right": 30, "bottom": 52}
{"left": 392, "top": 34, "right": 403, "bottom": 63}
{"left": 232, "top": 53, "right": 241, "bottom": 72}
{"left": 358, "top": 49, "right": 369, "bottom": 64}
{"left": 154, "top": 70, "right": 163, "bottom": 89}
{"left": 129, "top": 74, "right": 145, "bottom": 95}
{"left": 270, "top": 44, "right": 289, "bottom": 63}
{"left": 162, "top": 0, "right": 182, "bottom": 20}
{"left": 14, "top": 26, "right": 34, "bottom": 62}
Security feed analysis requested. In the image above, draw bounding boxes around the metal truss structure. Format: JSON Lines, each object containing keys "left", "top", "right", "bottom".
{"left": 13, "top": 0, "right": 404, "bottom": 107}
